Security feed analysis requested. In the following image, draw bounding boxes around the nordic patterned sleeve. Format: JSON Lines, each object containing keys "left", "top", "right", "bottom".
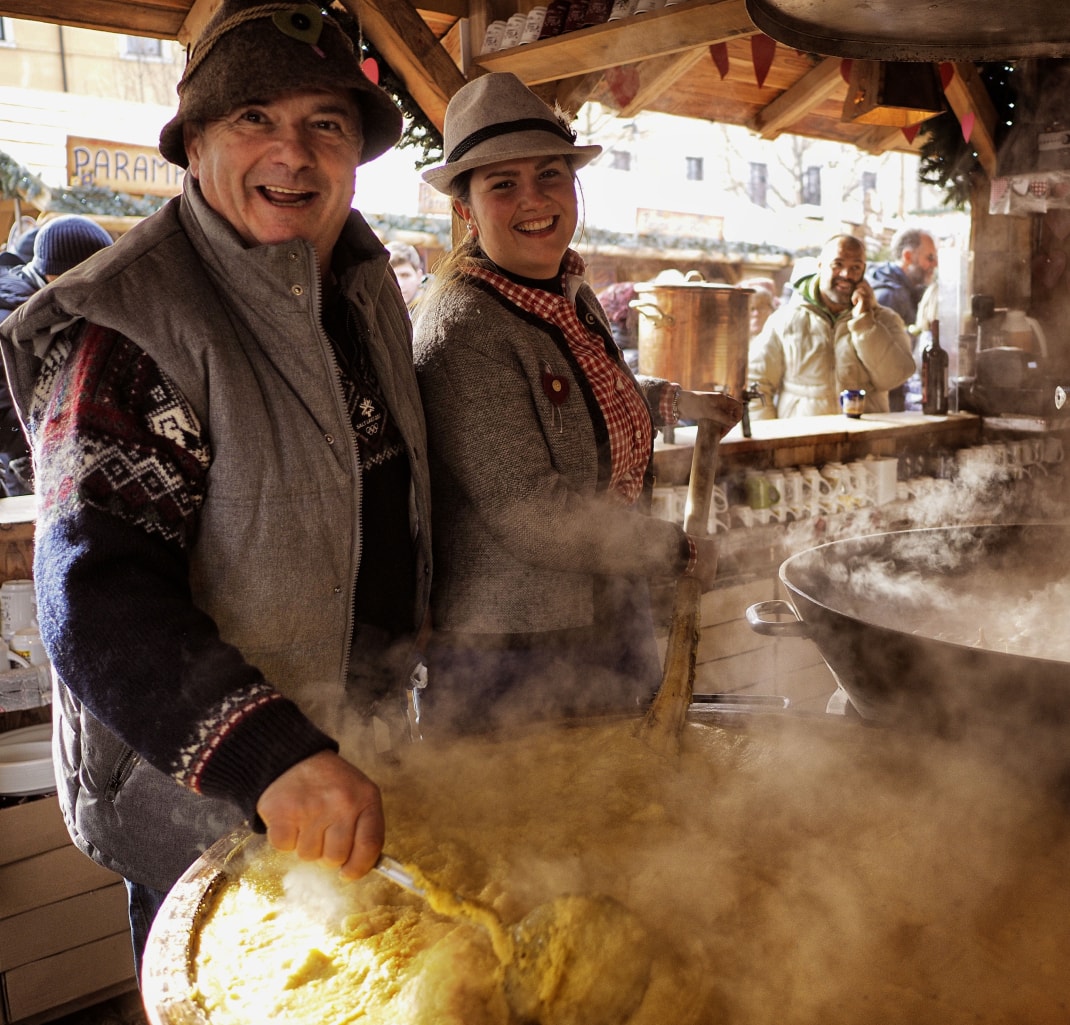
{"left": 29, "top": 324, "right": 335, "bottom": 811}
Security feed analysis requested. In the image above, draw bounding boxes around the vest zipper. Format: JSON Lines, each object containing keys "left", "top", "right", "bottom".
{"left": 104, "top": 746, "right": 139, "bottom": 802}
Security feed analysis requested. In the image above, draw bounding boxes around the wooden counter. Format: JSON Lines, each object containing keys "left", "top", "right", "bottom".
{"left": 654, "top": 411, "right": 984, "bottom": 484}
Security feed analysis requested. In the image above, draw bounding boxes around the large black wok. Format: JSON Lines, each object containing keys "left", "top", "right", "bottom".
{"left": 748, "top": 524, "right": 1070, "bottom": 739}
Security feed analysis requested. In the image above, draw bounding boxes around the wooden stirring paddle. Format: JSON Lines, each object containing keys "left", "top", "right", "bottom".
{"left": 637, "top": 417, "right": 722, "bottom": 756}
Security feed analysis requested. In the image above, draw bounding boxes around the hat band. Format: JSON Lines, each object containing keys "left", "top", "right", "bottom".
{"left": 446, "top": 117, "right": 577, "bottom": 164}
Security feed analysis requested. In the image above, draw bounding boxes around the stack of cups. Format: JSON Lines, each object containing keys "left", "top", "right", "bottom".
{"left": 0, "top": 578, "right": 42, "bottom": 668}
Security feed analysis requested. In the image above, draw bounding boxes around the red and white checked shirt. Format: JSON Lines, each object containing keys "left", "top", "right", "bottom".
{"left": 467, "top": 251, "right": 676, "bottom": 507}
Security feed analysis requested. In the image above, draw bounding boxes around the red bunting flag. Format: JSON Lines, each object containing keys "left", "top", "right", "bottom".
{"left": 361, "top": 57, "right": 379, "bottom": 84}
{"left": 709, "top": 41, "right": 729, "bottom": 80}
{"left": 938, "top": 62, "right": 954, "bottom": 91}
{"left": 840, "top": 59, "right": 852, "bottom": 85}
{"left": 751, "top": 34, "right": 776, "bottom": 88}
{"left": 606, "top": 66, "right": 640, "bottom": 108}
{"left": 961, "top": 110, "right": 976, "bottom": 143}
{"left": 902, "top": 124, "right": 921, "bottom": 144}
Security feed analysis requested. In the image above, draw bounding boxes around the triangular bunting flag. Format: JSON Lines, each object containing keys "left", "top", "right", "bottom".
{"left": 961, "top": 110, "right": 975, "bottom": 143}
{"left": 709, "top": 42, "right": 729, "bottom": 80}
{"left": 751, "top": 34, "right": 776, "bottom": 88}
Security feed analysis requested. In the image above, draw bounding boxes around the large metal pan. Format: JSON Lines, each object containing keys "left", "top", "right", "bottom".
{"left": 748, "top": 524, "right": 1070, "bottom": 737}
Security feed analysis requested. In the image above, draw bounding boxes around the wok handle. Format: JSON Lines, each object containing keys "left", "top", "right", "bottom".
{"left": 745, "top": 600, "right": 811, "bottom": 638}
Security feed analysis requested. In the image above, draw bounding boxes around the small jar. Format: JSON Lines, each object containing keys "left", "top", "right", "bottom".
{"left": 480, "top": 19, "right": 507, "bottom": 53}
{"left": 520, "top": 6, "right": 548, "bottom": 42}
{"left": 840, "top": 388, "right": 866, "bottom": 419}
{"left": 538, "top": 0, "right": 572, "bottom": 38}
{"left": 499, "top": 12, "right": 529, "bottom": 49}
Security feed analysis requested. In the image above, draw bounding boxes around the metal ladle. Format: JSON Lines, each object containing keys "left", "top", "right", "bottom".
{"left": 376, "top": 854, "right": 652, "bottom": 1025}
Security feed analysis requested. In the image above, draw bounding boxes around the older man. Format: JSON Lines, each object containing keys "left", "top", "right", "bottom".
{"left": 866, "top": 227, "right": 938, "bottom": 328}
{"left": 0, "top": 0, "right": 430, "bottom": 979}
{"left": 747, "top": 234, "right": 915, "bottom": 419}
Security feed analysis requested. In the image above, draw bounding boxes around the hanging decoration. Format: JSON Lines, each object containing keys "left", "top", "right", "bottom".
{"left": 606, "top": 66, "right": 641, "bottom": 108}
{"left": 709, "top": 42, "right": 729, "bottom": 80}
{"left": 960, "top": 110, "right": 976, "bottom": 143}
{"left": 330, "top": 4, "right": 443, "bottom": 169}
{"left": 917, "top": 61, "right": 1016, "bottom": 207}
{"left": 750, "top": 34, "right": 777, "bottom": 89}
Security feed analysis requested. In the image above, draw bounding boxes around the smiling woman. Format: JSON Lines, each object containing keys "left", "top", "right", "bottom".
{"left": 410, "top": 73, "right": 743, "bottom": 735}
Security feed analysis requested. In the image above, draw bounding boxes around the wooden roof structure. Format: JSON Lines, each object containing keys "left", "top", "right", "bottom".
{"left": 0, "top": 0, "right": 1002, "bottom": 172}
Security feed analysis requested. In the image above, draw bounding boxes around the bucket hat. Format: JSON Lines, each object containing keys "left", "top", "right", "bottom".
{"left": 159, "top": 0, "right": 402, "bottom": 169}
{"left": 421, "top": 73, "right": 601, "bottom": 194}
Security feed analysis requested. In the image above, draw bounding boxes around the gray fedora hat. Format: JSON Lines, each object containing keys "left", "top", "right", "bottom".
{"left": 422, "top": 73, "right": 601, "bottom": 194}
{"left": 159, "top": 0, "right": 402, "bottom": 169}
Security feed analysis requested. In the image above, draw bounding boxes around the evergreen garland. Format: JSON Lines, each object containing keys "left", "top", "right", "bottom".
{"left": 330, "top": 4, "right": 444, "bottom": 169}
{"left": 917, "top": 62, "right": 1017, "bottom": 208}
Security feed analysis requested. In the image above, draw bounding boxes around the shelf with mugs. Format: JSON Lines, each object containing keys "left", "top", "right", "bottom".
{"left": 650, "top": 434, "right": 1066, "bottom": 583}
{"left": 474, "top": 0, "right": 752, "bottom": 86}
{"left": 653, "top": 412, "right": 984, "bottom": 486}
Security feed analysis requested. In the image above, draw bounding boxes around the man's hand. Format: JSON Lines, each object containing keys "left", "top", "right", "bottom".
{"left": 850, "top": 279, "right": 877, "bottom": 316}
{"left": 256, "top": 750, "right": 384, "bottom": 880}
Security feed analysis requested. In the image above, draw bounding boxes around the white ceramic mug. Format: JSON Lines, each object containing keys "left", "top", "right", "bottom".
{"left": 780, "top": 470, "right": 808, "bottom": 519}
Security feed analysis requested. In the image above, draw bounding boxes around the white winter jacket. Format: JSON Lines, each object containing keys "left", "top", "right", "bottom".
{"left": 747, "top": 278, "right": 914, "bottom": 419}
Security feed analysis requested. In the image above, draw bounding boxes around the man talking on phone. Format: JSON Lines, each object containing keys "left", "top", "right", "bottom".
{"left": 746, "top": 234, "right": 914, "bottom": 419}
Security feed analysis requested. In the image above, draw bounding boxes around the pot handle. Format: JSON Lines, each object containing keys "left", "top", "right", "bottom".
{"left": 745, "top": 599, "right": 810, "bottom": 638}
{"left": 629, "top": 300, "right": 674, "bottom": 326}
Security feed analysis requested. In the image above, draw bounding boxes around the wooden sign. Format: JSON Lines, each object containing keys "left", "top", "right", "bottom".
{"left": 67, "top": 137, "right": 184, "bottom": 198}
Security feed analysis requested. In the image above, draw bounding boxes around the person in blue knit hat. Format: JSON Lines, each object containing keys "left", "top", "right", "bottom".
{"left": 0, "top": 216, "right": 113, "bottom": 495}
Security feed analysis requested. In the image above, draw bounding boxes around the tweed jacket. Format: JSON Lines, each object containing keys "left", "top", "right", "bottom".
{"left": 0, "top": 179, "right": 432, "bottom": 890}
{"left": 413, "top": 271, "right": 689, "bottom": 638}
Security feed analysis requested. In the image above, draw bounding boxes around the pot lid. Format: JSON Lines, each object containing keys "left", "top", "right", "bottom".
{"left": 745, "top": 0, "right": 1070, "bottom": 61}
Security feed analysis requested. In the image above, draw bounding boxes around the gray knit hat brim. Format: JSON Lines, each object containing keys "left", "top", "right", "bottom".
{"left": 159, "top": 2, "right": 402, "bottom": 169}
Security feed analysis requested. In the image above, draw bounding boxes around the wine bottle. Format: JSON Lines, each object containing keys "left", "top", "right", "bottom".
{"left": 922, "top": 319, "right": 949, "bottom": 416}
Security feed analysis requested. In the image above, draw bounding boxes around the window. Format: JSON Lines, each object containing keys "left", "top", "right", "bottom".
{"left": 748, "top": 162, "right": 768, "bottom": 207}
{"left": 609, "top": 150, "right": 632, "bottom": 172}
{"left": 861, "top": 171, "right": 878, "bottom": 192}
{"left": 124, "top": 34, "right": 164, "bottom": 59}
{"left": 0, "top": 18, "right": 12, "bottom": 44}
{"left": 685, "top": 156, "right": 704, "bottom": 182}
{"left": 802, "top": 165, "right": 822, "bottom": 206}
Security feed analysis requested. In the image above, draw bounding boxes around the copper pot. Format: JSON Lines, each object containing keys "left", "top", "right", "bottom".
{"left": 631, "top": 277, "right": 751, "bottom": 396}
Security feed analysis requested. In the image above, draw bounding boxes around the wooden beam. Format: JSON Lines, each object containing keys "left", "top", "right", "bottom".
{"left": 611, "top": 48, "right": 710, "bottom": 120}
{"left": 944, "top": 61, "right": 999, "bottom": 178}
{"left": 748, "top": 56, "right": 842, "bottom": 139}
{"left": 532, "top": 73, "right": 605, "bottom": 115}
{"left": 0, "top": 0, "right": 191, "bottom": 38}
{"left": 852, "top": 124, "right": 920, "bottom": 155}
{"left": 345, "top": 0, "right": 468, "bottom": 132}
{"left": 416, "top": 0, "right": 466, "bottom": 16}
{"left": 177, "top": 0, "right": 219, "bottom": 47}
{"left": 477, "top": 0, "right": 754, "bottom": 86}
